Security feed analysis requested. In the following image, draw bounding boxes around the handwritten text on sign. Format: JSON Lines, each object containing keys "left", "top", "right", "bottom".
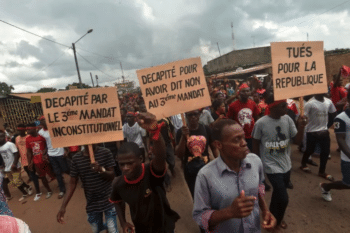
{"left": 271, "top": 41, "right": 327, "bottom": 100}
{"left": 40, "top": 87, "right": 123, "bottom": 148}
{"left": 137, "top": 57, "right": 211, "bottom": 119}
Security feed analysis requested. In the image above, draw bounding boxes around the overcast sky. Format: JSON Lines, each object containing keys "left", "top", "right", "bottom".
{"left": 1, "top": 0, "right": 350, "bottom": 93}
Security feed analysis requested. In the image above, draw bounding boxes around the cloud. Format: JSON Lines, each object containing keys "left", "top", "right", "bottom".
{"left": 0, "top": 0, "right": 350, "bottom": 93}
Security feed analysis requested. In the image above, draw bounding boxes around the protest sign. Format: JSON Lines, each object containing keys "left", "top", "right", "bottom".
{"left": 40, "top": 87, "right": 123, "bottom": 149}
{"left": 136, "top": 57, "right": 211, "bottom": 119}
{"left": 271, "top": 41, "right": 327, "bottom": 100}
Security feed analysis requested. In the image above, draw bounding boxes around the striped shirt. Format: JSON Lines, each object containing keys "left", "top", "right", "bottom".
{"left": 70, "top": 146, "right": 116, "bottom": 213}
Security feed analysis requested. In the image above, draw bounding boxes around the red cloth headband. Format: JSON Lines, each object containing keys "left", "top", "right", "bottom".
{"left": 268, "top": 100, "right": 286, "bottom": 109}
{"left": 126, "top": 112, "right": 137, "bottom": 116}
{"left": 17, "top": 128, "right": 26, "bottom": 130}
{"left": 239, "top": 83, "right": 249, "bottom": 90}
{"left": 26, "top": 127, "right": 37, "bottom": 130}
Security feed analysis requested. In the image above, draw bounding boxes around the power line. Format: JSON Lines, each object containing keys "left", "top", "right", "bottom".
{"left": 0, "top": 19, "right": 70, "bottom": 48}
{"left": 76, "top": 51, "right": 122, "bottom": 81}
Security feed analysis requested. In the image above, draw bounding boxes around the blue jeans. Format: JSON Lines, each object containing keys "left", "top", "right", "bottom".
{"left": 87, "top": 207, "right": 118, "bottom": 233}
{"left": 48, "top": 156, "right": 70, "bottom": 193}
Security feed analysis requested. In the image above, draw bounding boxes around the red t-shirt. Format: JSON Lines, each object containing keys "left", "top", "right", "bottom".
{"left": 69, "top": 146, "right": 79, "bottom": 152}
{"left": 26, "top": 135, "right": 46, "bottom": 164}
{"left": 331, "top": 86, "right": 347, "bottom": 111}
{"left": 227, "top": 99, "right": 259, "bottom": 139}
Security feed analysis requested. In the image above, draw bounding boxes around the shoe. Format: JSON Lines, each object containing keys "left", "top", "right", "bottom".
{"left": 46, "top": 192, "right": 52, "bottom": 199}
{"left": 34, "top": 193, "right": 42, "bottom": 201}
{"left": 26, "top": 186, "right": 33, "bottom": 196}
{"left": 58, "top": 192, "right": 65, "bottom": 199}
{"left": 19, "top": 195, "right": 27, "bottom": 202}
{"left": 307, "top": 159, "right": 318, "bottom": 167}
{"left": 320, "top": 183, "right": 332, "bottom": 202}
{"left": 287, "top": 181, "right": 294, "bottom": 189}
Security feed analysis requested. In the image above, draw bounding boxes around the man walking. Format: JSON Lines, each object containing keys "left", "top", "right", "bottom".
{"left": 57, "top": 144, "right": 118, "bottom": 233}
{"left": 193, "top": 119, "right": 276, "bottom": 232}
{"left": 300, "top": 94, "right": 337, "bottom": 181}
{"left": 39, "top": 116, "right": 69, "bottom": 199}
{"left": 320, "top": 91, "right": 350, "bottom": 201}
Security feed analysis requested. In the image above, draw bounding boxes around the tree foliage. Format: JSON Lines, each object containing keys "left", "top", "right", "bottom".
{"left": 0, "top": 82, "right": 14, "bottom": 95}
{"left": 65, "top": 82, "right": 91, "bottom": 90}
{"left": 37, "top": 87, "right": 57, "bottom": 93}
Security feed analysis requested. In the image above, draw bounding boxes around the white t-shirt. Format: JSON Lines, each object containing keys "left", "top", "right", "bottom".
{"left": 334, "top": 109, "right": 350, "bottom": 162}
{"left": 122, "top": 122, "right": 146, "bottom": 148}
{"left": 304, "top": 97, "right": 336, "bottom": 133}
{"left": 38, "top": 129, "right": 65, "bottom": 157}
{"left": 199, "top": 109, "right": 214, "bottom": 126}
{"left": 0, "top": 142, "right": 19, "bottom": 172}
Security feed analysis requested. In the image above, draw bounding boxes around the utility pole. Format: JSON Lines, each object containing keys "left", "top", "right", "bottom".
{"left": 95, "top": 75, "right": 99, "bottom": 87}
{"left": 90, "top": 72, "right": 95, "bottom": 87}
{"left": 252, "top": 36, "right": 255, "bottom": 47}
{"left": 120, "top": 62, "right": 125, "bottom": 83}
{"left": 231, "top": 22, "right": 235, "bottom": 50}
{"left": 217, "top": 42, "right": 221, "bottom": 56}
{"left": 72, "top": 43, "right": 82, "bottom": 89}
{"left": 307, "top": 33, "right": 309, "bottom": 41}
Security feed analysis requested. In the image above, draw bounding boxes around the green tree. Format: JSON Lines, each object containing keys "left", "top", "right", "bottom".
{"left": 65, "top": 82, "right": 91, "bottom": 90}
{"left": 0, "top": 82, "right": 14, "bottom": 95}
{"left": 37, "top": 87, "right": 57, "bottom": 93}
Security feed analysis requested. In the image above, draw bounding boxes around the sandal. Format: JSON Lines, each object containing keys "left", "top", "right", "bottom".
{"left": 300, "top": 166, "right": 311, "bottom": 173}
{"left": 318, "top": 173, "right": 334, "bottom": 181}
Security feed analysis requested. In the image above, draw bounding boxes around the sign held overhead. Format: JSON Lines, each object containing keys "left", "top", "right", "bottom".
{"left": 40, "top": 87, "right": 123, "bottom": 148}
{"left": 271, "top": 41, "right": 328, "bottom": 100}
{"left": 137, "top": 57, "right": 211, "bottom": 119}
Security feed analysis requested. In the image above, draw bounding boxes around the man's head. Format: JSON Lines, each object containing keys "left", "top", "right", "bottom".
{"left": 265, "top": 94, "right": 287, "bottom": 118}
{"left": 252, "top": 92, "right": 260, "bottom": 104}
{"left": 126, "top": 112, "right": 136, "bottom": 126}
{"left": 315, "top": 93, "right": 325, "bottom": 101}
{"left": 0, "top": 130, "right": 6, "bottom": 145}
{"left": 17, "top": 123, "right": 26, "bottom": 136}
{"left": 117, "top": 142, "right": 143, "bottom": 180}
{"left": 212, "top": 99, "right": 225, "bottom": 114}
{"left": 39, "top": 116, "right": 47, "bottom": 129}
{"left": 212, "top": 119, "right": 249, "bottom": 161}
{"left": 239, "top": 83, "right": 251, "bottom": 102}
{"left": 186, "top": 110, "right": 200, "bottom": 128}
{"left": 26, "top": 123, "right": 37, "bottom": 136}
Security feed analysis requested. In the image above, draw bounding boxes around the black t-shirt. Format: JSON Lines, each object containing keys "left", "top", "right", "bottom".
{"left": 176, "top": 123, "right": 212, "bottom": 164}
{"left": 110, "top": 163, "right": 180, "bottom": 233}
{"left": 211, "top": 112, "right": 219, "bottom": 121}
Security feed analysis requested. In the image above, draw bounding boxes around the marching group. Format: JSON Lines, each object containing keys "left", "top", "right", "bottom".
{"left": 1, "top": 69, "right": 350, "bottom": 233}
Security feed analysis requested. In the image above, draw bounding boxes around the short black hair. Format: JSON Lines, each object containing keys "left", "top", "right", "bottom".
{"left": 26, "top": 122, "right": 36, "bottom": 128}
{"left": 212, "top": 99, "right": 224, "bottom": 111}
{"left": 118, "top": 142, "right": 141, "bottom": 158}
{"left": 212, "top": 119, "right": 238, "bottom": 141}
{"left": 17, "top": 123, "right": 26, "bottom": 128}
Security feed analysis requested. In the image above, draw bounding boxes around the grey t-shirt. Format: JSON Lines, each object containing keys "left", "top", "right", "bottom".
{"left": 252, "top": 115, "right": 297, "bottom": 174}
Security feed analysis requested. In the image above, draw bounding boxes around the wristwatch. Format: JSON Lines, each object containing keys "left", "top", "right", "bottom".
{"left": 98, "top": 166, "right": 106, "bottom": 174}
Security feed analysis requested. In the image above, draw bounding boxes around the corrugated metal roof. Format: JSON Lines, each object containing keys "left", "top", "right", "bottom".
{"left": 209, "top": 63, "right": 271, "bottom": 79}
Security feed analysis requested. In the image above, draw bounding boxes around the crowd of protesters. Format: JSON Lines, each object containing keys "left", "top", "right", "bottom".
{"left": 1, "top": 67, "right": 350, "bottom": 233}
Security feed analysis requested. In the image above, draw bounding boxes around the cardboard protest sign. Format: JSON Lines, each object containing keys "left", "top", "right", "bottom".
{"left": 40, "top": 87, "right": 123, "bottom": 148}
{"left": 271, "top": 41, "right": 327, "bottom": 100}
{"left": 136, "top": 57, "right": 211, "bottom": 119}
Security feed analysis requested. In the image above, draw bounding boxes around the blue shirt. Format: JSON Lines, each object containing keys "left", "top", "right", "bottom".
{"left": 193, "top": 154, "right": 265, "bottom": 233}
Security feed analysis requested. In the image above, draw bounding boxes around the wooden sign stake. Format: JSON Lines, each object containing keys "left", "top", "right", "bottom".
{"left": 299, "top": 97, "right": 304, "bottom": 116}
{"left": 88, "top": 144, "right": 95, "bottom": 164}
{"left": 180, "top": 113, "right": 189, "bottom": 139}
